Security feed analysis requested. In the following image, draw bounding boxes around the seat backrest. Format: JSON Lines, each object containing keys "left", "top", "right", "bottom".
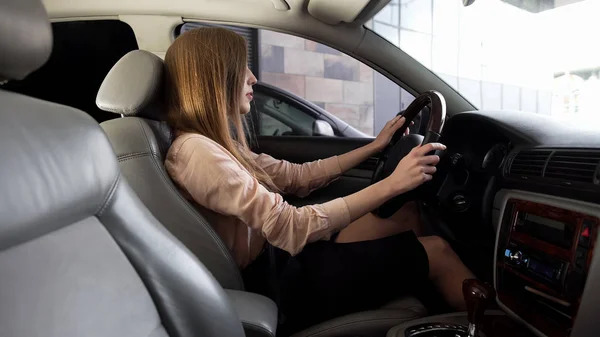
{"left": 0, "top": 1, "right": 245, "bottom": 336}
{"left": 96, "top": 50, "right": 244, "bottom": 290}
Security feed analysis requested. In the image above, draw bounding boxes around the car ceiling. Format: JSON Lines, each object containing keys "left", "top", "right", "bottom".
{"left": 41, "top": 0, "right": 476, "bottom": 114}
{"left": 43, "top": 0, "right": 379, "bottom": 51}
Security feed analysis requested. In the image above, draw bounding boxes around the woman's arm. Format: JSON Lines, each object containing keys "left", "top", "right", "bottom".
{"left": 251, "top": 152, "right": 342, "bottom": 197}
{"left": 168, "top": 135, "right": 443, "bottom": 256}
{"left": 344, "top": 142, "right": 443, "bottom": 219}
{"left": 251, "top": 115, "right": 409, "bottom": 197}
{"left": 337, "top": 115, "right": 408, "bottom": 172}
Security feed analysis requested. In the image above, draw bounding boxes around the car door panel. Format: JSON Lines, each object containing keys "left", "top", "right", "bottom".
{"left": 253, "top": 136, "right": 377, "bottom": 206}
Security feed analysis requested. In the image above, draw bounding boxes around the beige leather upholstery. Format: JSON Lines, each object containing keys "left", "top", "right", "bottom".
{"left": 96, "top": 50, "right": 164, "bottom": 119}
{"left": 97, "top": 50, "right": 427, "bottom": 337}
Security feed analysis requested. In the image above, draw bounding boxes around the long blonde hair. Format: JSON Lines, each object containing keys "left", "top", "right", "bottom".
{"left": 164, "top": 27, "right": 278, "bottom": 191}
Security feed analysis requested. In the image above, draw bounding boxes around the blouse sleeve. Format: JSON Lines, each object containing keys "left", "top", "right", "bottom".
{"left": 250, "top": 151, "right": 343, "bottom": 197}
{"left": 166, "top": 136, "right": 351, "bottom": 256}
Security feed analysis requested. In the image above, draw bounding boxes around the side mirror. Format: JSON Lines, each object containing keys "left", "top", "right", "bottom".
{"left": 312, "top": 120, "right": 335, "bottom": 137}
{"left": 463, "top": 0, "right": 476, "bottom": 6}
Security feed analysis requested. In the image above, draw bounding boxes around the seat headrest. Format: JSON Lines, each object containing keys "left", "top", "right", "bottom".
{"left": 0, "top": 0, "right": 53, "bottom": 81}
{"left": 96, "top": 50, "right": 165, "bottom": 120}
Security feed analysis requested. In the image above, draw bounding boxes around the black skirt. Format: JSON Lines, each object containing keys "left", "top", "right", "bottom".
{"left": 242, "top": 230, "right": 430, "bottom": 335}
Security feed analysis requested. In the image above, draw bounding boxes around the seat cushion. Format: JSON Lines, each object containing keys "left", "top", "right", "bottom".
{"left": 0, "top": 217, "right": 167, "bottom": 337}
{"left": 380, "top": 296, "right": 426, "bottom": 311}
{"left": 290, "top": 297, "right": 426, "bottom": 337}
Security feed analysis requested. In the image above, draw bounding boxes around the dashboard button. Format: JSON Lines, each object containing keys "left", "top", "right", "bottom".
{"left": 579, "top": 220, "right": 593, "bottom": 248}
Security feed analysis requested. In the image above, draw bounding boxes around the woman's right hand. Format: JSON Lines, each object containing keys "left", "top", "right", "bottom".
{"left": 386, "top": 143, "right": 446, "bottom": 195}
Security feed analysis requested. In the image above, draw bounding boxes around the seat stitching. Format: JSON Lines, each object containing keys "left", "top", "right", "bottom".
{"left": 294, "top": 311, "right": 424, "bottom": 337}
{"left": 137, "top": 119, "right": 245, "bottom": 290}
{"left": 137, "top": 119, "right": 160, "bottom": 158}
{"left": 96, "top": 173, "right": 121, "bottom": 216}
{"left": 119, "top": 153, "right": 150, "bottom": 162}
{"left": 118, "top": 152, "right": 150, "bottom": 160}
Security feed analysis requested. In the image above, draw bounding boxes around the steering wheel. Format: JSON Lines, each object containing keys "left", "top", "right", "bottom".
{"left": 371, "top": 90, "right": 447, "bottom": 218}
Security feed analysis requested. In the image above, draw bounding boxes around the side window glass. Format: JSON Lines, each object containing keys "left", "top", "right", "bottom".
{"left": 259, "top": 113, "right": 293, "bottom": 136}
{"left": 176, "top": 23, "right": 418, "bottom": 137}
{"left": 253, "top": 90, "right": 314, "bottom": 136}
{"left": 258, "top": 29, "right": 416, "bottom": 137}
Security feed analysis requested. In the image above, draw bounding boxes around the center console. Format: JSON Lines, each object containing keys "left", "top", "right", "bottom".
{"left": 387, "top": 190, "right": 599, "bottom": 337}
{"left": 495, "top": 196, "right": 598, "bottom": 337}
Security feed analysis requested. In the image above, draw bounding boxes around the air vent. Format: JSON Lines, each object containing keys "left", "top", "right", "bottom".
{"left": 509, "top": 150, "right": 552, "bottom": 177}
{"left": 545, "top": 151, "right": 600, "bottom": 183}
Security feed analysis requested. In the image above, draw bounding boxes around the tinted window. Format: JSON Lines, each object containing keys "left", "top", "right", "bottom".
{"left": 3, "top": 20, "right": 138, "bottom": 122}
{"left": 253, "top": 90, "right": 316, "bottom": 136}
{"left": 177, "top": 23, "right": 260, "bottom": 76}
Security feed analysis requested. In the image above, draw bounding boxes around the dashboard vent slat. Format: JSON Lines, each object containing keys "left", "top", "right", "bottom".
{"left": 508, "top": 150, "right": 551, "bottom": 177}
{"left": 545, "top": 151, "right": 600, "bottom": 183}
{"left": 507, "top": 148, "right": 600, "bottom": 186}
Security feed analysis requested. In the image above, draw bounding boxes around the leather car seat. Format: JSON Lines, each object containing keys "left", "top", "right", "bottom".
{"left": 97, "top": 49, "right": 427, "bottom": 337}
{"left": 0, "top": 1, "right": 246, "bottom": 337}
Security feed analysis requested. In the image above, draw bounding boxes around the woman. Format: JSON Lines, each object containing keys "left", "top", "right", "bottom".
{"left": 164, "top": 27, "right": 474, "bottom": 331}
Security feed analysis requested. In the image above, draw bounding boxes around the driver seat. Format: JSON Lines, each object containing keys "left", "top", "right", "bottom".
{"left": 97, "top": 50, "right": 427, "bottom": 337}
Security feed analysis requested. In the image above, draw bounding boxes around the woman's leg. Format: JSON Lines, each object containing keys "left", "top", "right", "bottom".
{"left": 335, "top": 201, "right": 423, "bottom": 243}
{"left": 419, "top": 236, "right": 474, "bottom": 311}
{"left": 334, "top": 204, "right": 474, "bottom": 310}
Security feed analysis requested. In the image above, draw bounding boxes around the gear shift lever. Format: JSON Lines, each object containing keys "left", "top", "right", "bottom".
{"left": 463, "top": 279, "right": 495, "bottom": 337}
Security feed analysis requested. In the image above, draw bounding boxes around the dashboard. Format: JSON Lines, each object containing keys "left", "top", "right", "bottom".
{"left": 438, "top": 110, "right": 600, "bottom": 337}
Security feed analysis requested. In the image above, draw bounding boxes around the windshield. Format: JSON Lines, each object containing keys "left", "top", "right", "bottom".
{"left": 368, "top": 0, "right": 600, "bottom": 125}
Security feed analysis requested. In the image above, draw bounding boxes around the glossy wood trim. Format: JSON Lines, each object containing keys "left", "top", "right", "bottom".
{"left": 498, "top": 293, "right": 568, "bottom": 337}
{"left": 496, "top": 198, "right": 599, "bottom": 337}
{"left": 509, "top": 231, "right": 571, "bottom": 261}
{"left": 480, "top": 313, "right": 536, "bottom": 337}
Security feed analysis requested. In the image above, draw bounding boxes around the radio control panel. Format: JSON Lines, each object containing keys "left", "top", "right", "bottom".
{"left": 503, "top": 244, "right": 567, "bottom": 288}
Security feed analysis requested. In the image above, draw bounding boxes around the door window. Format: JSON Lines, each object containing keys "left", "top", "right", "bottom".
{"left": 257, "top": 29, "right": 416, "bottom": 137}
{"left": 177, "top": 23, "right": 418, "bottom": 137}
{"left": 253, "top": 90, "right": 315, "bottom": 136}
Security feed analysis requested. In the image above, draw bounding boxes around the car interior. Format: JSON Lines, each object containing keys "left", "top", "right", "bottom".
{"left": 1, "top": 0, "right": 599, "bottom": 337}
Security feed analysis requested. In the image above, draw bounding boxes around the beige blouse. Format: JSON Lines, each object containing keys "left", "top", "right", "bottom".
{"left": 165, "top": 133, "right": 351, "bottom": 268}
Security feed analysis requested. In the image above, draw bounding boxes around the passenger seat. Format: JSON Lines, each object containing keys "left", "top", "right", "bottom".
{"left": 0, "top": 1, "right": 247, "bottom": 336}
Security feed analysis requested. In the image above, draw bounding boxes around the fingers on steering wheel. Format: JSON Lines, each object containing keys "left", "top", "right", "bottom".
{"left": 420, "top": 155, "right": 440, "bottom": 165}
{"left": 417, "top": 142, "right": 446, "bottom": 155}
{"left": 387, "top": 115, "right": 402, "bottom": 128}
{"left": 393, "top": 116, "right": 405, "bottom": 130}
{"left": 422, "top": 165, "right": 437, "bottom": 174}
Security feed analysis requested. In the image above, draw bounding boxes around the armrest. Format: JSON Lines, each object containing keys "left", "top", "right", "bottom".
{"left": 225, "top": 289, "right": 278, "bottom": 337}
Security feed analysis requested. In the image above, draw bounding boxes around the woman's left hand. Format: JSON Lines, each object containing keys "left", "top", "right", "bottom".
{"left": 371, "top": 115, "right": 412, "bottom": 152}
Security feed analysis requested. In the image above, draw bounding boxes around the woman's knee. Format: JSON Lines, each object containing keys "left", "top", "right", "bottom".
{"left": 419, "top": 236, "right": 454, "bottom": 278}
{"left": 419, "top": 235, "right": 452, "bottom": 256}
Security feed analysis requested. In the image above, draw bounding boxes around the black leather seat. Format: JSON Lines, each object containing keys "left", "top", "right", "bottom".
{"left": 96, "top": 50, "right": 427, "bottom": 337}
{"left": 0, "top": 1, "right": 247, "bottom": 336}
